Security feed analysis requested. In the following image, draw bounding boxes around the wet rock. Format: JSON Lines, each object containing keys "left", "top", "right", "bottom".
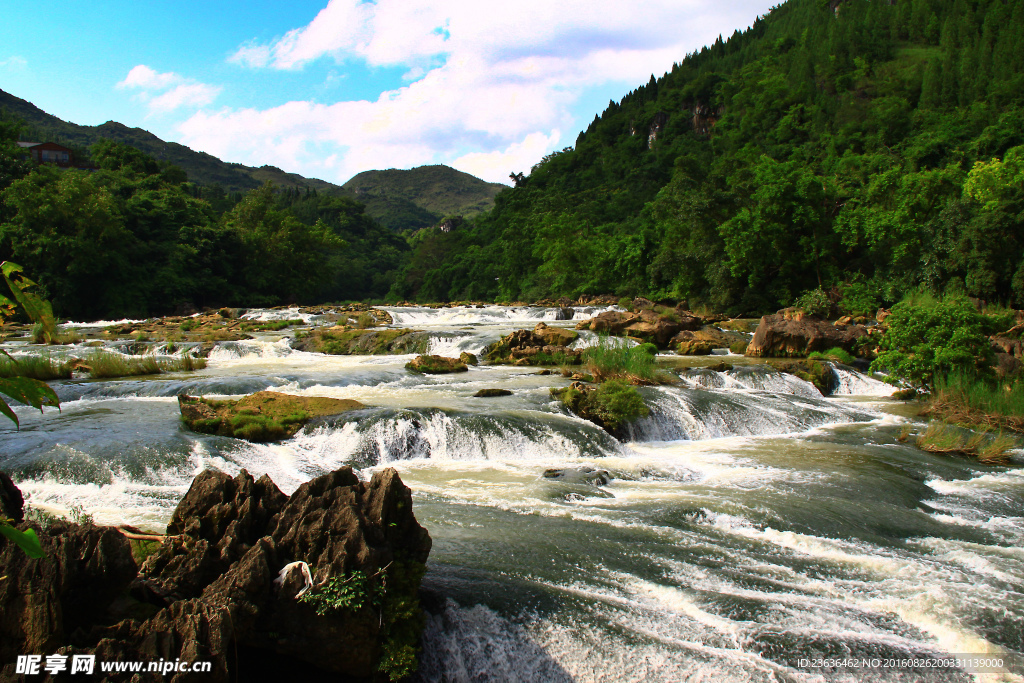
{"left": 675, "top": 340, "right": 713, "bottom": 355}
{"left": 0, "top": 519, "right": 138, "bottom": 668}
{"left": 1, "top": 468, "right": 433, "bottom": 681}
{"left": 178, "top": 391, "right": 365, "bottom": 442}
{"left": 485, "top": 325, "right": 582, "bottom": 365}
{"left": 554, "top": 307, "right": 575, "bottom": 320}
{"left": 575, "top": 310, "right": 691, "bottom": 348}
{"left": 459, "top": 351, "right": 479, "bottom": 366}
{"left": 542, "top": 467, "right": 611, "bottom": 486}
{"left": 1, "top": 470, "right": 24, "bottom": 522}
{"left": 406, "top": 354, "right": 469, "bottom": 374}
{"left": 473, "top": 388, "right": 512, "bottom": 397}
{"left": 747, "top": 312, "right": 868, "bottom": 358}
{"left": 291, "top": 327, "right": 430, "bottom": 355}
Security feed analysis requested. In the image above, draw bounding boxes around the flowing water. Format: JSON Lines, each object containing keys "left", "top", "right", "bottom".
{"left": 3, "top": 306, "right": 1022, "bottom": 682}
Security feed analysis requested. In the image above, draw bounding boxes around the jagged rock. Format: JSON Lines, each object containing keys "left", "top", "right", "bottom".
{"left": 574, "top": 310, "right": 693, "bottom": 348}
{"left": 675, "top": 340, "right": 714, "bottom": 355}
{"left": 0, "top": 519, "right": 138, "bottom": 668}
{"left": 406, "top": 354, "right": 468, "bottom": 373}
{"left": 1, "top": 470, "right": 24, "bottom": 522}
{"left": 746, "top": 312, "right": 868, "bottom": 358}
{"left": 632, "top": 297, "right": 656, "bottom": 310}
{"left": 459, "top": 352, "right": 479, "bottom": 366}
{"left": 1, "top": 468, "right": 432, "bottom": 681}
{"left": 995, "top": 352, "right": 1022, "bottom": 378}
{"left": 473, "top": 388, "right": 513, "bottom": 397}
{"left": 991, "top": 336, "right": 1023, "bottom": 359}
{"left": 575, "top": 310, "right": 638, "bottom": 334}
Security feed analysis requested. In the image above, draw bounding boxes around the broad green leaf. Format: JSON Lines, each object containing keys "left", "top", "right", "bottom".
{"left": 0, "top": 522, "right": 45, "bottom": 559}
{"left": 0, "top": 261, "right": 57, "bottom": 344}
{"left": 0, "top": 376, "right": 59, "bottom": 411}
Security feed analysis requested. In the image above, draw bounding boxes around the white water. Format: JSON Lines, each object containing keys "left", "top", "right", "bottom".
{"left": 3, "top": 305, "right": 1022, "bottom": 682}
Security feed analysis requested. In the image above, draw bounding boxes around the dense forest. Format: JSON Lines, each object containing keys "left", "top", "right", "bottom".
{"left": 2, "top": 0, "right": 1023, "bottom": 320}
{"left": 391, "top": 0, "right": 1024, "bottom": 315}
{"left": 0, "top": 126, "right": 407, "bottom": 319}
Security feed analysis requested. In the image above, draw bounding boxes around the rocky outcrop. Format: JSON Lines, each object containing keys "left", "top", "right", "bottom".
{"left": 179, "top": 391, "right": 365, "bottom": 442}
{"left": 746, "top": 310, "right": 869, "bottom": 358}
{"left": 575, "top": 309, "right": 702, "bottom": 348}
{"left": 406, "top": 354, "right": 469, "bottom": 373}
{"left": 291, "top": 327, "right": 430, "bottom": 355}
{"left": 0, "top": 467, "right": 432, "bottom": 682}
{"left": 485, "top": 323, "right": 583, "bottom": 365}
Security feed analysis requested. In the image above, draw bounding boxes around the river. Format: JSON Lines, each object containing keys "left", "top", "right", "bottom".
{"left": 1, "top": 305, "right": 1021, "bottom": 682}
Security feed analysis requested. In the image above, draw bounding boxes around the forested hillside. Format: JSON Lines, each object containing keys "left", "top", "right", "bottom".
{"left": 0, "top": 128, "right": 407, "bottom": 318}
{"left": 392, "top": 0, "right": 1024, "bottom": 314}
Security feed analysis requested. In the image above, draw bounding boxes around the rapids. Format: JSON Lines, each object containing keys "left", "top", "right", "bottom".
{"left": 2, "top": 305, "right": 1021, "bottom": 682}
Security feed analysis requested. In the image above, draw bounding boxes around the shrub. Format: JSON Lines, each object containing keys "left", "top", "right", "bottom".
{"left": 357, "top": 312, "right": 376, "bottom": 329}
{"left": 838, "top": 281, "right": 881, "bottom": 318}
{"left": 794, "top": 287, "right": 832, "bottom": 318}
{"left": 870, "top": 295, "right": 1000, "bottom": 390}
{"left": 556, "top": 379, "right": 650, "bottom": 433}
{"left": 617, "top": 297, "right": 632, "bottom": 311}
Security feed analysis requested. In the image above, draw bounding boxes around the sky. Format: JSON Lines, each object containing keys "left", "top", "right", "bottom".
{"left": 0, "top": 0, "right": 776, "bottom": 186}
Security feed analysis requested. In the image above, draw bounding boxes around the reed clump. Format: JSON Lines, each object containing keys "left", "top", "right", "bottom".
{"left": 0, "top": 352, "right": 72, "bottom": 380}
{"left": 86, "top": 351, "right": 207, "bottom": 378}
{"left": 583, "top": 338, "right": 668, "bottom": 384}
{"left": 924, "top": 372, "right": 1024, "bottom": 433}
{"left": 915, "top": 422, "right": 1017, "bottom": 465}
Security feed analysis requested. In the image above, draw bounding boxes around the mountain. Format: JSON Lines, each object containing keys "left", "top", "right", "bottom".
{"left": 391, "top": 0, "right": 1024, "bottom": 312}
{"left": 342, "top": 166, "right": 507, "bottom": 232}
{"left": 0, "top": 88, "right": 506, "bottom": 230}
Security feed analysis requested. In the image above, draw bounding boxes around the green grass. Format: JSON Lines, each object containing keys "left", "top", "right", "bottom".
{"left": 583, "top": 336, "right": 666, "bottom": 384}
{"left": 242, "top": 318, "right": 304, "bottom": 332}
{"left": 916, "top": 422, "right": 1016, "bottom": 465}
{"left": 927, "top": 372, "right": 1024, "bottom": 432}
{"left": 0, "top": 352, "right": 72, "bottom": 380}
{"left": 807, "top": 347, "right": 856, "bottom": 365}
{"left": 87, "top": 351, "right": 207, "bottom": 378}
{"left": 554, "top": 378, "right": 650, "bottom": 433}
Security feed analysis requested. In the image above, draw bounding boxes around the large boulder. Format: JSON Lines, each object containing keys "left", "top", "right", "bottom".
{"left": 406, "top": 354, "right": 469, "bottom": 373}
{"left": 178, "top": 391, "right": 365, "bottom": 442}
{"left": 0, "top": 467, "right": 433, "bottom": 682}
{"left": 746, "top": 312, "right": 869, "bottom": 358}
{"left": 485, "top": 323, "right": 582, "bottom": 365}
{"left": 574, "top": 310, "right": 700, "bottom": 348}
{"left": 1, "top": 470, "right": 24, "bottom": 522}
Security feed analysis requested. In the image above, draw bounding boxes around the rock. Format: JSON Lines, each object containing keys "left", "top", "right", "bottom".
{"left": 632, "top": 297, "right": 656, "bottom": 310}
{"left": 459, "top": 351, "right": 479, "bottom": 366}
{"left": 1, "top": 470, "right": 24, "bottom": 521}
{"left": 474, "top": 388, "right": 512, "bottom": 397}
{"left": 995, "top": 352, "right": 1022, "bottom": 378}
{"left": 179, "top": 391, "right": 366, "bottom": 442}
{"left": 876, "top": 308, "right": 891, "bottom": 324}
{"left": 291, "top": 327, "right": 430, "bottom": 355}
{"left": 0, "top": 467, "right": 433, "bottom": 681}
{"left": 484, "top": 326, "right": 582, "bottom": 365}
{"left": 0, "top": 518, "right": 137, "bottom": 667}
{"left": 676, "top": 340, "right": 713, "bottom": 355}
{"left": 991, "top": 336, "right": 1023, "bottom": 359}
{"left": 406, "top": 354, "right": 469, "bottom": 374}
{"left": 554, "top": 307, "right": 575, "bottom": 320}
{"left": 533, "top": 322, "right": 578, "bottom": 347}
{"left": 747, "top": 313, "right": 868, "bottom": 358}
{"left": 766, "top": 360, "right": 839, "bottom": 395}
{"left": 543, "top": 467, "right": 611, "bottom": 486}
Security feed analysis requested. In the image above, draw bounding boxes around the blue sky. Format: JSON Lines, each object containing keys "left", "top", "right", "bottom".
{"left": 1, "top": 0, "right": 776, "bottom": 185}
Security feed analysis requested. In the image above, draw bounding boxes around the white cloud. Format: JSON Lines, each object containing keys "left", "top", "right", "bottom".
{"left": 117, "top": 65, "right": 221, "bottom": 114}
{"left": 0, "top": 56, "right": 28, "bottom": 71}
{"left": 186, "top": 0, "right": 776, "bottom": 183}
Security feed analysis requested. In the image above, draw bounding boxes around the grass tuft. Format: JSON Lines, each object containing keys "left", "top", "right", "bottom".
{"left": 807, "top": 347, "right": 856, "bottom": 365}
{"left": 916, "top": 422, "right": 1017, "bottom": 465}
{"left": 925, "top": 371, "right": 1024, "bottom": 433}
{"left": 582, "top": 335, "right": 668, "bottom": 384}
{"left": 0, "top": 352, "right": 72, "bottom": 380}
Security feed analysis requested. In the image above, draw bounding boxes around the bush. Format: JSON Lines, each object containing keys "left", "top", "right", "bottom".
{"left": 556, "top": 379, "right": 650, "bottom": 433}
{"left": 870, "top": 295, "right": 1000, "bottom": 390}
{"left": 794, "top": 287, "right": 833, "bottom": 318}
{"left": 357, "top": 312, "right": 376, "bottom": 329}
{"left": 617, "top": 297, "right": 632, "bottom": 311}
{"left": 838, "top": 281, "right": 881, "bottom": 318}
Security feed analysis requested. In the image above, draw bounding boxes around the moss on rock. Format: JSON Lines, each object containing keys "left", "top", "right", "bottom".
{"left": 179, "top": 391, "right": 365, "bottom": 442}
